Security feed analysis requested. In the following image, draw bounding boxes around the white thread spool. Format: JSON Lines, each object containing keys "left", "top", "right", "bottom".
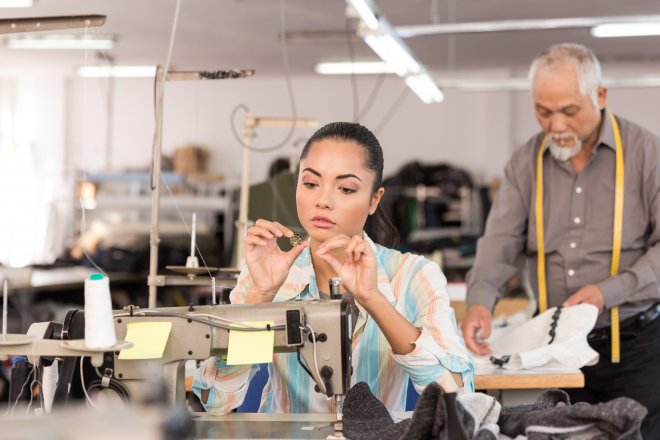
{"left": 84, "top": 274, "right": 116, "bottom": 348}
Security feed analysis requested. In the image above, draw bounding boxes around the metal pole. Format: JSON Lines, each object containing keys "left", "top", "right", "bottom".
{"left": 148, "top": 65, "right": 165, "bottom": 308}
{"left": 235, "top": 116, "right": 254, "bottom": 267}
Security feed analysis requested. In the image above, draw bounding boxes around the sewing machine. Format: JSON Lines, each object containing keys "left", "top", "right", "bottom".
{"left": 0, "top": 298, "right": 354, "bottom": 438}
{"left": 105, "top": 299, "right": 354, "bottom": 406}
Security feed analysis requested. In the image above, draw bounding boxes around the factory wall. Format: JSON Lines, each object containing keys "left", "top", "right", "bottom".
{"left": 66, "top": 70, "right": 660, "bottom": 190}
{"left": 66, "top": 73, "right": 515, "bottom": 188}
{"left": 1, "top": 67, "right": 659, "bottom": 265}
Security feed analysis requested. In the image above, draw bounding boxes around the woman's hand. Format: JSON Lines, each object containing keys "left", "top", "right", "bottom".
{"left": 315, "top": 234, "right": 380, "bottom": 307}
{"left": 245, "top": 220, "right": 307, "bottom": 301}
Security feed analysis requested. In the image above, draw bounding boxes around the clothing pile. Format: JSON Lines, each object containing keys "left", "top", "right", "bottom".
{"left": 342, "top": 381, "right": 646, "bottom": 439}
{"left": 473, "top": 304, "right": 600, "bottom": 371}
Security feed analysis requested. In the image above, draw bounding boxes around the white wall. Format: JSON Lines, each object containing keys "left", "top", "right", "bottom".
{"left": 67, "top": 71, "right": 660, "bottom": 192}
{"left": 1, "top": 67, "right": 659, "bottom": 264}
{"left": 67, "top": 74, "right": 516, "bottom": 189}
{"left": 0, "top": 72, "right": 68, "bottom": 265}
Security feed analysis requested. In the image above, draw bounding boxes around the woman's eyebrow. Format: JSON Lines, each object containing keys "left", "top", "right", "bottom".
{"left": 337, "top": 173, "right": 362, "bottom": 182}
{"left": 302, "top": 168, "right": 363, "bottom": 182}
{"left": 302, "top": 167, "right": 320, "bottom": 177}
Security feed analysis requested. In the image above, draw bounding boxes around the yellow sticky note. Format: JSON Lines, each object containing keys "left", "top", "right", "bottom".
{"left": 227, "top": 321, "right": 275, "bottom": 365}
{"left": 118, "top": 322, "right": 172, "bottom": 360}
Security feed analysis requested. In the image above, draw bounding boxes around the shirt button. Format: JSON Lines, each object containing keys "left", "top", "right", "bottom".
{"left": 569, "top": 242, "right": 577, "bottom": 249}
{"left": 574, "top": 217, "right": 581, "bottom": 224}
{"left": 575, "top": 187, "right": 583, "bottom": 194}
{"left": 568, "top": 269, "right": 575, "bottom": 276}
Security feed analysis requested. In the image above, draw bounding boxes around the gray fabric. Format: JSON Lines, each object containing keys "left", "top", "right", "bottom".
{"left": 498, "top": 389, "right": 647, "bottom": 439}
{"left": 466, "top": 111, "right": 660, "bottom": 327}
{"left": 342, "top": 382, "right": 497, "bottom": 440}
{"left": 341, "top": 382, "right": 409, "bottom": 440}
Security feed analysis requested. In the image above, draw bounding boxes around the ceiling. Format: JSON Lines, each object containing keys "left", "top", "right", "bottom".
{"left": 2, "top": 0, "right": 660, "bottom": 77}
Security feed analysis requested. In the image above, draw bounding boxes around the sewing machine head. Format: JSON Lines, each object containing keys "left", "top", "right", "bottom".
{"left": 101, "top": 298, "right": 355, "bottom": 410}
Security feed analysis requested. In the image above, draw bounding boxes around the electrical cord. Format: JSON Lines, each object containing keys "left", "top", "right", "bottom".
{"left": 80, "top": 356, "right": 99, "bottom": 409}
{"left": 228, "top": 0, "right": 299, "bottom": 153}
{"left": 85, "top": 368, "right": 130, "bottom": 406}
{"left": 6, "top": 367, "right": 33, "bottom": 416}
{"left": 304, "top": 323, "right": 327, "bottom": 396}
{"left": 25, "top": 366, "right": 42, "bottom": 416}
{"left": 357, "top": 73, "right": 386, "bottom": 122}
{"left": 374, "top": 86, "right": 410, "bottom": 134}
{"left": 6, "top": 338, "right": 42, "bottom": 416}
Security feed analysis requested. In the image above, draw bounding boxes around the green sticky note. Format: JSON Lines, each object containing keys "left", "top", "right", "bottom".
{"left": 118, "top": 322, "right": 172, "bottom": 360}
{"left": 227, "top": 321, "right": 275, "bottom": 365}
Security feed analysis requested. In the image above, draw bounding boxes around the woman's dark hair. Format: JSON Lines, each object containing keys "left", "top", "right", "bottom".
{"left": 300, "top": 122, "right": 400, "bottom": 248}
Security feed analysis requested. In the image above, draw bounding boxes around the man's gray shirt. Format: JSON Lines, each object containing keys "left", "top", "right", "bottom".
{"left": 466, "top": 112, "right": 660, "bottom": 327}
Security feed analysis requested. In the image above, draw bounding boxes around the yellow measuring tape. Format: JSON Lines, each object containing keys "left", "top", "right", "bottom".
{"left": 536, "top": 112, "right": 623, "bottom": 363}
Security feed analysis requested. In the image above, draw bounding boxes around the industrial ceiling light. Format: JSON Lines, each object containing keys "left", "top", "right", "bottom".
{"left": 6, "top": 34, "right": 114, "bottom": 49}
{"left": 0, "top": 0, "right": 33, "bottom": 7}
{"left": 590, "top": 22, "right": 660, "bottom": 38}
{"left": 346, "top": 0, "right": 379, "bottom": 31}
{"left": 315, "top": 61, "right": 395, "bottom": 75}
{"left": 76, "top": 65, "right": 157, "bottom": 78}
{"left": 405, "top": 70, "right": 444, "bottom": 103}
{"left": 345, "top": 0, "right": 443, "bottom": 103}
{"left": 394, "top": 14, "right": 660, "bottom": 38}
{"left": 363, "top": 32, "right": 420, "bottom": 77}
{"left": 434, "top": 75, "right": 660, "bottom": 92}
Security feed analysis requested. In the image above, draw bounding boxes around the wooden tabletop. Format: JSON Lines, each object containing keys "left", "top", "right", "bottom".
{"left": 474, "top": 369, "right": 584, "bottom": 390}
{"left": 187, "top": 369, "right": 585, "bottom": 393}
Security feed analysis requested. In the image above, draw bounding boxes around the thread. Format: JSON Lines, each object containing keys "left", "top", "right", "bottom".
{"left": 42, "top": 359, "right": 58, "bottom": 413}
{"left": 3, "top": 279, "right": 7, "bottom": 341}
{"left": 84, "top": 274, "right": 116, "bottom": 348}
{"left": 8, "top": 357, "right": 31, "bottom": 410}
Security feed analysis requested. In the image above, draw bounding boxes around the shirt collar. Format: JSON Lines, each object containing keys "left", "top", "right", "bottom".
{"left": 594, "top": 109, "right": 617, "bottom": 152}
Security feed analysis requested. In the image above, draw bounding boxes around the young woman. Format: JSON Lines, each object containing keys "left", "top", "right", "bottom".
{"left": 193, "top": 122, "right": 474, "bottom": 414}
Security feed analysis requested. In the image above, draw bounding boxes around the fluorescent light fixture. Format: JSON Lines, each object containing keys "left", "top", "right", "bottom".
{"left": 364, "top": 33, "right": 420, "bottom": 77}
{"left": 394, "top": 14, "right": 660, "bottom": 38}
{"left": 347, "top": 0, "right": 379, "bottom": 31}
{"left": 6, "top": 34, "right": 114, "bottom": 49}
{"left": 76, "top": 65, "right": 157, "bottom": 78}
{"left": 344, "top": 0, "right": 440, "bottom": 103}
{"left": 437, "top": 77, "right": 530, "bottom": 92}
{"left": 405, "top": 72, "right": 444, "bottom": 103}
{"left": 591, "top": 22, "right": 660, "bottom": 38}
{"left": 315, "top": 61, "right": 395, "bottom": 75}
{"left": 430, "top": 75, "right": 660, "bottom": 92}
{"left": 0, "top": 0, "right": 32, "bottom": 7}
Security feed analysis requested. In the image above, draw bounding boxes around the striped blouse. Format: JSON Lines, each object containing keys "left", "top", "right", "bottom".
{"left": 192, "top": 235, "right": 474, "bottom": 414}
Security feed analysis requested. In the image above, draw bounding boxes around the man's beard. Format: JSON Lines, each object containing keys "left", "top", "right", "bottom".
{"left": 547, "top": 132, "right": 582, "bottom": 162}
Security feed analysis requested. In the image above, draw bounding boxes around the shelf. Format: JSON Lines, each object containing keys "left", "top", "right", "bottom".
{"left": 83, "top": 171, "right": 186, "bottom": 184}
{"left": 79, "top": 195, "right": 229, "bottom": 211}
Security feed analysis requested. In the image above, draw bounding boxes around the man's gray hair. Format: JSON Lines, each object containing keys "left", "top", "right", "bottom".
{"left": 528, "top": 43, "right": 602, "bottom": 109}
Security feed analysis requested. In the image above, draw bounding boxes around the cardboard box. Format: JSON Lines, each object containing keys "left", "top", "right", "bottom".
{"left": 173, "top": 146, "right": 209, "bottom": 174}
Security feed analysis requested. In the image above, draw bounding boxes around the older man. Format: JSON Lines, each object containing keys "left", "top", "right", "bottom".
{"left": 462, "top": 43, "right": 660, "bottom": 437}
